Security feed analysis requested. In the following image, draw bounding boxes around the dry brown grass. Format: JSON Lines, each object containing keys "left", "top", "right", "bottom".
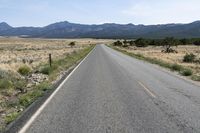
{"left": 126, "top": 45, "right": 200, "bottom": 75}
{"left": 0, "top": 37, "right": 113, "bottom": 73}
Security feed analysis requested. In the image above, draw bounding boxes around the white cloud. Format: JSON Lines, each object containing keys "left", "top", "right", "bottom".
{"left": 121, "top": 0, "right": 200, "bottom": 24}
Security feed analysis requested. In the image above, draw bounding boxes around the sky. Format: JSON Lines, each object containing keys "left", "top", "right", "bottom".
{"left": 0, "top": 0, "right": 200, "bottom": 27}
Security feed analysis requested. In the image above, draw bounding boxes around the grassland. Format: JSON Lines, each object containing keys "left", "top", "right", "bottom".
{"left": 0, "top": 38, "right": 113, "bottom": 73}
{"left": 0, "top": 38, "right": 113, "bottom": 131}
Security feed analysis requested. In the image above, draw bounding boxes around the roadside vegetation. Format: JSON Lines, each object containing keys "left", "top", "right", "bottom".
{"left": 0, "top": 38, "right": 96, "bottom": 132}
{"left": 110, "top": 37, "right": 200, "bottom": 81}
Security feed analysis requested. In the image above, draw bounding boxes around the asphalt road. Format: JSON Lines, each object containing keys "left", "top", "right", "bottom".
{"left": 21, "top": 45, "right": 200, "bottom": 133}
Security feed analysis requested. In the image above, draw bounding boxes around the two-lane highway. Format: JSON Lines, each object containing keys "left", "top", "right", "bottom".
{"left": 19, "top": 45, "right": 200, "bottom": 133}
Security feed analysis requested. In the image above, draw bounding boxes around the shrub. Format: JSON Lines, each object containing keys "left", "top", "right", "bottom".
{"left": 191, "top": 75, "right": 200, "bottom": 81}
{"left": 135, "top": 38, "right": 149, "bottom": 47}
{"left": 113, "top": 41, "right": 123, "bottom": 46}
{"left": 40, "top": 66, "right": 53, "bottom": 75}
{"left": 36, "top": 82, "right": 51, "bottom": 91}
{"left": 18, "top": 65, "right": 31, "bottom": 76}
{"left": 171, "top": 64, "right": 183, "bottom": 71}
{"left": 14, "top": 80, "right": 26, "bottom": 92}
{"left": 129, "top": 40, "right": 135, "bottom": 46}
{"left": 183, "top": 53, "right": 196, "bottom": 63}
{"left": 193, "top": 40, "right": 200, "bottom": 46}
{"left": 19, "top": 90, "right": 43, "bottom": 107}
{"left": 179, "top": 38, "right": 189, "bottom": 45}
{"left": 0, "top": 79, "right": 13, "bottom": 90}
{"left": 5, "top": 112, "right": 20, "bottom": 124}
{"left": 68, "top": 42, "right": 76, "bottom": 48}
{"left": 0, "top": 69, "right": 7, "bottom": 78}
{"left": 180, "top": 68, "right": 193, "bottom": 76}
{"left": 161, "top": 37, "right": 179, "bottom": 53}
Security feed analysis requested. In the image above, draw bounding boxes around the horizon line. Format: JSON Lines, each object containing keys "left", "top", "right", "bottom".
{"left": 0, "top": 20, "right": 199, "bottom": 28}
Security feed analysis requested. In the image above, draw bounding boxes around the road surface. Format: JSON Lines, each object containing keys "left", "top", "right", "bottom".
{"left": 20, "top": 45, "right": 200, "bottom": 133}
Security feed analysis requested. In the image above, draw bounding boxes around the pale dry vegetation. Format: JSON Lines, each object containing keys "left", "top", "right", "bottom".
{"left": 111, "top": 38, "right": 200, "bottom": 81}
{"left": 126, "top": 45, "right": 200, "bottom": 76}
{"left": 0, "top": 38, "right": 113, "bottom": 73}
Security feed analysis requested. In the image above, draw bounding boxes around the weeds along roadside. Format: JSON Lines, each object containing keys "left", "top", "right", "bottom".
{"left": 0, "top": 45, "right": 94, "bottom": 131}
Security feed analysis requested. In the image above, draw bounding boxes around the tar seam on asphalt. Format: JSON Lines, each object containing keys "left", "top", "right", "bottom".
{"left": 137, "top": 81, "right": 156, "bottom": 98}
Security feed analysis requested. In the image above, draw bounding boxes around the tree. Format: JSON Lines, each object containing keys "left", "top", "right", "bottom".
{"left": 180, "top": 38, "right": 189, "bottom": 45}
{"left": 149, "top": 39, "right": 163, "bottom": 46}
{"left": 129, "top": 40, "right": 135, "bottom": 46}
{"left": 193, "top": 40, "right": 200, "bottom": 46}
{"left": 69, "top": 42, "right": 76, "bottom": 48}
{"left": 162, "top": 37, "right": 178, "bottom": 53}
{"left": 135, "top": 38, "right": 148, "bottom": 47}
{"left": 122, "top": 40, "right": 129, "bottom": 47}
{"left": 113, "top": 40, "right": 123, "bottom": 46}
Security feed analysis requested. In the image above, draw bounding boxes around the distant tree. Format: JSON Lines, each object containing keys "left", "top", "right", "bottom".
{"left": 69, "top": 42, "right": 76, "bottom": 48}
{"left": 122, "top": 40, "right": 129, "bottom": 47}
{"left": 149, "top": 39, "right": 163, "bottom": 46}
{"left": 113, "top": 40, "right": 123, "bottom": 46}
{"left": 129, "top": 40, "right": 135, "bottom": 46}
{"left": 162, "top": 37, "right": 178, "bottom": 53}
{"left": 193, "top": 40, "right": 200, "bottom": 46}
{"left": 135, "top": 38, "right": 148, "bottom": 47}
{"left": 180, "top": 38, "right": 189, "bottom": 45}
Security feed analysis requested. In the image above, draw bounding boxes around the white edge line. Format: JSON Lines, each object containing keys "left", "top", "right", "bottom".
{"left": 18, "top": 46, "right": 96, "bottom": 133}
{"left": 138, "top": 81, "right": 156, "bottom": 98}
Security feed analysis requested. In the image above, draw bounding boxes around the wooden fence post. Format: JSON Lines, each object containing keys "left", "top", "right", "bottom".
{"left": 49, "top": 54, "right": 52, "bottom": 67}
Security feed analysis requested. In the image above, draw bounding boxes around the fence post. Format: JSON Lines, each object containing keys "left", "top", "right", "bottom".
{"left": 49, "top": 54, "right": 52, "bottom": 67}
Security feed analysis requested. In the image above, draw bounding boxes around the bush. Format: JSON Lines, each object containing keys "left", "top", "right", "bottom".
{"left": 129, "top": 40, "right": 135, "bottom": 46}
{"left": 36, "top": 82, "right": 51, "bottom": 91}
{"left": 40, "top": 66, "right": 53, "bottom": 75}
{"left": 113, "top": 41, "right": 123, "bottom": 46}
{"left": 0, "top": 79, "right": 13, "bottom": 90}
{"left": 135, "top": 38, "right": 149, "bottom": 47}
{"left": 18, "top": 65, "right": 31, "bottom": 76}
{"left": 193, "top": 40, "right": 200, "bottom": 46}
{"left": 183, "top": 53, "right": 196, "bottom": 63}
{"left": 180, "top": 68, "right": 193, "bottom": 76}
{"left": 171, "top": 64, "right": 183, "bottom": 71}
{"left": 69, "top": 42, "right": 76, "bottom": 47}
{"left": 19, "top": 90, "right": 43, "bottom": 107}
{"left": 191, "top": 75, "right": 200, "bottom": 81}
{"left": 5, "top": 112, "right": 20, "bottom": 124}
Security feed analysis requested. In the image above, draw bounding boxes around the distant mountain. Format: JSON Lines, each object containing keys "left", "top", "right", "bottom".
{"left": 0, "top": 22, "right": 12, "bottom": 31}
{"left": 0, "top": 21, "right": 200, "bottom": 39}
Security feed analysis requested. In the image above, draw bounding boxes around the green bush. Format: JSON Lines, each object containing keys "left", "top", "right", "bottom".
{"left": 0, "top": 79, "right": 13, "bottom": 90}
{"left": 19, "top": 89, "right": 43, "bottom": 107}
{"left": 18, "top": 65, "right": 31, "bottom": 76}
{"left": 191, "top": 75, "right": 200, "bottom": 81}
{"left": 113, "top": 40, "right": 123, "bottom": 46}
{"left": 5, "top": 112, "right": 20, "bottom": 124}
{"left": 171, "top": 64, "right": 183, "bottom": 71}
{"left": 36, "top": 82, "right": 51, "bottom": 91}
{"left": 180, "top": 69, "right": 193, "bottom": 76}
{"left": 135, "top": 38, "right": 149, "bottom": 47}
{"left": 69, "top": 42, "right": 76, "bottom": 47}
{"left": 183, "top": 53, "right": 196, "bottom": 63}
{"left": 40, "top": 66, "right": 53, "bottom": 75}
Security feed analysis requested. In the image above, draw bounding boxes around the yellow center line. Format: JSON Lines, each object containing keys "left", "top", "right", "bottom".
{"left": 137, "top": 81, "right": 156, "bottom": 98}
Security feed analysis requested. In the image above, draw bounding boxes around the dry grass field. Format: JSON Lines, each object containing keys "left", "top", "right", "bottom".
{"left": 0, "top": 38, "right": 113, "bottom": 73}
{"left": 125, "top": 45, "right": 200, "bottom": 76}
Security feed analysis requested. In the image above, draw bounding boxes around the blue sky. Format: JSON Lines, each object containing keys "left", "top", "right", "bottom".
{"left": 0, "top": 0, "right": 200, "bottom": 27}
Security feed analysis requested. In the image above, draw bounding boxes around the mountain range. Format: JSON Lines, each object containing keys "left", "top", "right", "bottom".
{"left": 0, "top": 21, "right": 200, "bottom": 39}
